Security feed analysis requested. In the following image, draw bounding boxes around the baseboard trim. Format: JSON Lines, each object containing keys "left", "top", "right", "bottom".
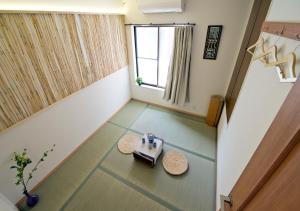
{"left": 132, "top": 98, "right": 205, "bottom": 120}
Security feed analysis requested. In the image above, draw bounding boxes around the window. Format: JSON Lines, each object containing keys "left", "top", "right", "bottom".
{"left": 134, "top": 26, "right": 175, "bottom": 88}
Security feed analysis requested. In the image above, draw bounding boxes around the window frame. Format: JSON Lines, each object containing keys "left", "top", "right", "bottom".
{"left": 134, "top": 25, "right": 166, "bottom": 89}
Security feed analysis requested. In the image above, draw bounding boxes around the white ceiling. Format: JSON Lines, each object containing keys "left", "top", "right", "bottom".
{"left": 0, "top": 0, "right": 126, "bottom": 14}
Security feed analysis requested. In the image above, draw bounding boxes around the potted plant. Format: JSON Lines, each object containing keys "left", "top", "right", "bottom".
{"left": 136, "top": 77, "right": 143, "bottom": 86}
{"left": 10, "top": 145, "right": 55, "bottom": 207}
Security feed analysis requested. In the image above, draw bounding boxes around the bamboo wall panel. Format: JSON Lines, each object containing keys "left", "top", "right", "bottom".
{"left": 0, "top": 14, "right": 128, "bottom": 131}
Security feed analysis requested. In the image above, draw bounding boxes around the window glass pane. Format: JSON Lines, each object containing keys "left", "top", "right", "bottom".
{"left": 136, "top": 27, "right": 158, "bottom": 59}
{"left": 158, "top": 27, "right": 175, "bottom": 87}
{"left": 137, "top": 58, "right": 157, "bottom": 85}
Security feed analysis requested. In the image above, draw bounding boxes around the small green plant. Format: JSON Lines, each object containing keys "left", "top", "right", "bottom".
{"left": 136, "top": 77, "right": 143, "bottom": 86}
{"left": 10, "top": 145, "right": 55, "bottom": 193}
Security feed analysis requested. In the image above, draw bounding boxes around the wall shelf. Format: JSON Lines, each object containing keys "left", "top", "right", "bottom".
{"left": 261, "top": 21, "right": 300, "bottom": 41}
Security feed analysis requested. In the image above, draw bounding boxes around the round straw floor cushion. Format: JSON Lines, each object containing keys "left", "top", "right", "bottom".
{"left": 117, "top": 132, "right": 141, "bottom": 154}
{"left": 163, "top": 150, "right": 189, "bottom": 175}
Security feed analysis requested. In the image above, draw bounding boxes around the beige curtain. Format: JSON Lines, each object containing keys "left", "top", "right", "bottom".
{"left": 163, "top": 26, "right": 193, "bottom": 105}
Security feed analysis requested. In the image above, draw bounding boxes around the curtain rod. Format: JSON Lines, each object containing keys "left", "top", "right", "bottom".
{"left": 125, "top": 23, "right": 196, "bottom": 26}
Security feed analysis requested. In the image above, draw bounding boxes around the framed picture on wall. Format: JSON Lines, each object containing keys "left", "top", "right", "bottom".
{"left": 203, "top": 25, "right": 223, "bottom": 60}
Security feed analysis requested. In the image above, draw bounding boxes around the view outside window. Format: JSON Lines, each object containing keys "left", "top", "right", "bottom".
{"left": 135, "top": 26, "right": 174, "bottom": 88}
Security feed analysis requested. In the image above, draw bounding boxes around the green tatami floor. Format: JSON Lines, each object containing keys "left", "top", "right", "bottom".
{"left": 19, "top": 100, "right": 216, "bottom": 211}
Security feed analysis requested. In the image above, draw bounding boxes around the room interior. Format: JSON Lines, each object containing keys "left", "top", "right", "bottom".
{"left": 0, "top": 0, "right": 299, "bottom": 210}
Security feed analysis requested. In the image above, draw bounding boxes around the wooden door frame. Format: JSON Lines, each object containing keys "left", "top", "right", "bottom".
{"left": 225, "top": 0, "right": 272, "bottom": 121}
{"left": 224, "top": 78, "right": 300, "bottom": 210}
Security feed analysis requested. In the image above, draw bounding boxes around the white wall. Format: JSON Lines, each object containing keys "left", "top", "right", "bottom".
{"left": 216, "top": 0, "right": 300, "bottom": 209}
{"left": 0, "top": 0, "right": 124, "bottom": 13}
{"left": 124, "top": 0, "right": 254, "bottom": 116}
{"left": 0, "top": 67, "right": 131, "bottom": 203}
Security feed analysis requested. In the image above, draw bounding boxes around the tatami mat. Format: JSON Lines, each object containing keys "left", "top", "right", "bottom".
{"left": 63, "top": 169, "right": 169, "bottom": 211}
{"left": 18, "top": 100, "right": 216, "bottom": 211}
{"left": 19, "top": 123, "right": 125, "bottom": 211}
{"left": 100, "top": 137, "right": 216, "bottom": 211}
{"left": 109, "top": 100, "right": 147, "bottom": 128}
{"left": 130, "top": 107, "right": 216, "bottom": 159}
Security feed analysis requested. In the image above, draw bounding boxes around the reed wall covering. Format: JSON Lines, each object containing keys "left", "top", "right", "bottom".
{"left": 0, "top": 14, "right": 128, "bottom": 131}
